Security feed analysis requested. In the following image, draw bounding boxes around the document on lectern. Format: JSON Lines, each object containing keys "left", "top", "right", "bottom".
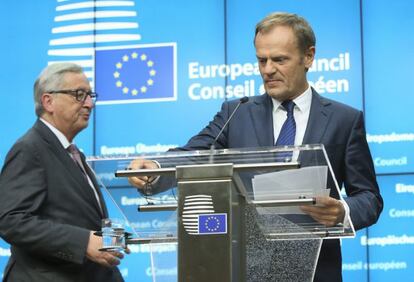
{"left": 252, "top": 165, "right": 330, "bottom": 214}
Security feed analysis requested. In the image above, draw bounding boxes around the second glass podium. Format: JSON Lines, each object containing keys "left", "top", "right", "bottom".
{"left": 89, "top": 144, "right": 355, "bottom": 282}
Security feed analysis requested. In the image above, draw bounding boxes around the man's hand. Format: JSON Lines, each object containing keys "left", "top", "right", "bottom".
{"left": 300, "top": 196, "right": 345, "bottom": 227}
{"left": 86, "top": 232, "right": 126, "bottom": 268}
{"left": 127, "top": 158, "right": 159, "bottom": 189}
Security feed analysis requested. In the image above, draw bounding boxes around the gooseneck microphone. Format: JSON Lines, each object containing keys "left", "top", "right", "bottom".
{"left": 209, "top": 96, "right": 249, "bottom": 163}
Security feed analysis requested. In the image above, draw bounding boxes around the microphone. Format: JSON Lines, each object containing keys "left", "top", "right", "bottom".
{"left": 209, "top": 96, "right": 249, "bottom": 163}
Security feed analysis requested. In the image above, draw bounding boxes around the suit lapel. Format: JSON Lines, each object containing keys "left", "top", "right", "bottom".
{"left": 249, "top": 94, "right": 274, "bottom": 147}
{"left": 302, "top": 90, "right": 332, "bottom": 145}
{"left": 34, "top": 120, "right": 85, "bottom": 182}
{"left": 33, "top": 120, "right": 105, "bottom": 217}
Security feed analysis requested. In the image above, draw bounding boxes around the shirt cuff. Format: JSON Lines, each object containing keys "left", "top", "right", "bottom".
{"left": 148, "top": 160, "right": 161, "bottom": 184}
{"left": 341, "top": 199, "right": 351, "bottom": 228}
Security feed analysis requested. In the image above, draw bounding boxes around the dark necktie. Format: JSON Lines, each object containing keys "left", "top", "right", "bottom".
{"left": 67, "top": 144, "right": 88, "bottom": 178}
{"left": 275, "top": 100, "right": 296, "bottom": 146}
{"left": 67, "top": 144, "right": 104, "bottom": 214}
{"left": 275, "top": 100, "right": 296, "bottom": 161}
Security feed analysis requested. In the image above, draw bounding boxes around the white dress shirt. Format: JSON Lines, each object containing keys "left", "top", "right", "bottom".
{"left": 271, "top": 85, "right": 312, "bottom": 145}
{"left": 270, "top": 86, "right": 350, "bottom": 226}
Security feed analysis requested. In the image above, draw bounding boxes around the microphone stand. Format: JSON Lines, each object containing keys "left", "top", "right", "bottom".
{"left": 208, "top": 97, "right": 249, "bottom": 164}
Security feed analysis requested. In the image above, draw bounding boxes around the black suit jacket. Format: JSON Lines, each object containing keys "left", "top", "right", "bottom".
{"left": 179, "top": 89, "right": 383, "bottom": 281}
{"left": 0, "top": 120, "right": 123, "bottom": 282}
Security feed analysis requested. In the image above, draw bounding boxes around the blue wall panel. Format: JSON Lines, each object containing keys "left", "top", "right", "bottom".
{"left": 363, "top": 0, "right": 414, "bottom": 174}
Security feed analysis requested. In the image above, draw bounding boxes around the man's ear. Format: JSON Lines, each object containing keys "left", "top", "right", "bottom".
{"left": 41, "top": 93, "right": 54, "bottom": 113}
{"left": 304, "top": 46, "right": 315, "bottom": 69}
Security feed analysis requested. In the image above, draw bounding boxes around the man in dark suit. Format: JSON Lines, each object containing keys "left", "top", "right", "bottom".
{"left": 129, "top": 12, "right": 383, "bottom": 281}
{"left": 0, "top": 63, "right": 126, "bottom": 281}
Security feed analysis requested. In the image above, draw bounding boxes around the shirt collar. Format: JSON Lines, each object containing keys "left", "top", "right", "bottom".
{"left": 39, "top": 118, "right": 71, "bottom": 149}
{"left": 293, "top": 85, "right": 312, "bottom": 113}
{"left": 271, "top": 85, "right": 312, "bottom": 112}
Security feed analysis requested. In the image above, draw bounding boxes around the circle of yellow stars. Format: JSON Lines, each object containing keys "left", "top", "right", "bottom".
{"left": 204, "top": 216, "right": 221, "bottom": 232}
{"left": 113, "top": 51, "right": 156, "bottom": 96}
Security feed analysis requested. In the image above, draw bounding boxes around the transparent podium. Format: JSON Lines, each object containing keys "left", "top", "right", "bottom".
{"left": 89, "top": 144, "right": 355, "bottom": 282}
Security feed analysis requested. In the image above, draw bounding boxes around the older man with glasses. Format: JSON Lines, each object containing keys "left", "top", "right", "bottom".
{"left": 0, "top": 63, "right": 126, "bottom": 282}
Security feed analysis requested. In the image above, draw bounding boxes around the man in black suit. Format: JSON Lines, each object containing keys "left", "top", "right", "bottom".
{"left": 0, "top": 63, "right": 126, "bottom": 281}
{"left": 129, "top": 12, "right": 383, "bottom": 281}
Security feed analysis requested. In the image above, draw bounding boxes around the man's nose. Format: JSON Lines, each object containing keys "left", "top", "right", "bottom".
{"left": 83, "top": 95, "right": 95, "bottom": 108}
{"left": 263, "top": 61, "right": 276, "bottom": 75}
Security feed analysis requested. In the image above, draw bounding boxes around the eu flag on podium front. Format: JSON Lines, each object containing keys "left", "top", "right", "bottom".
{"left": 95, "top": 43, "right": 176, "bottom": 105}
{"left": 198, "top": 213, "right": 227, "bottom": 235}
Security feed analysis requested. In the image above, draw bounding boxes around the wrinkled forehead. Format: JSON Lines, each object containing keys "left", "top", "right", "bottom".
{"left": 60, "top": 72, "right": 91, "bottom": 89}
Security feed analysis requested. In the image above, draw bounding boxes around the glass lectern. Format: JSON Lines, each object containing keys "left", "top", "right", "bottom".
{"left": 88, "top": 144, "right": 355, "bottom": 282}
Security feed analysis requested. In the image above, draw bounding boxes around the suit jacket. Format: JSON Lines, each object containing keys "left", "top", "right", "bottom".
{"left": 178, "top": 89, "right": 383, "bottom": 282}
{"left": 0, "top": 120, "right": 123, "bottom": 282}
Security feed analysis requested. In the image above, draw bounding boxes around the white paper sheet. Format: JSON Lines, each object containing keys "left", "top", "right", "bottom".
{"left": 252, "top": 165, "right": 329, "bottom": 214}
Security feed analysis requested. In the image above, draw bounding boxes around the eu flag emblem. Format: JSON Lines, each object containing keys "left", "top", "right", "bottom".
{"left": 198, "top": 213, "right": 227, "bottom": 235}
{"left": 95, "top": 43, "right": 176, "bottom": 105}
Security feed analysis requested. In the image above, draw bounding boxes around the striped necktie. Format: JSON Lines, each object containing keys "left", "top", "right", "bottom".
{"left": 275, "top": 100, "right": 296, "bottom": 161}
{"left": 275, "top": 100, "right": 296, "bottom": 146}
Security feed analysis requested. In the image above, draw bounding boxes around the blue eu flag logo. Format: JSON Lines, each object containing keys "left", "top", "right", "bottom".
{"left": 198, "top": 213, "right": 227, "bottom": 235}
{"left": 95, "top": 43, "right": 176, "bottom": 105}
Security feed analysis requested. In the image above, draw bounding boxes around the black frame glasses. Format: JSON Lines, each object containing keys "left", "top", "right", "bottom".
{"left": 47, "top": 89, "right": 98, "bottom": 102}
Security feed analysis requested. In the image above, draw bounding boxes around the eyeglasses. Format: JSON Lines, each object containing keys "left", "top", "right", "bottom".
{"left": 47, "top": 89, "right": 98, "bottom": 102}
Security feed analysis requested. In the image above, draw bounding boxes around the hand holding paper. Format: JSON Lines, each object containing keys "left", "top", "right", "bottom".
{"left": 300, "top": 196, "right": 345, "bottom": 227}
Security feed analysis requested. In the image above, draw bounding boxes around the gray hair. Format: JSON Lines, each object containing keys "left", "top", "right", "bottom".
{"left": 34, "top": 63, "right": 84, "bottom": 117}
{"left": 254, "top": 12, "right": 316, "bottom": 54}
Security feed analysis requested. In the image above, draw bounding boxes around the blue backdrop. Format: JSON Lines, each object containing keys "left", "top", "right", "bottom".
{"left": 1, "top": 0, "right": 413, "bottom": 281}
